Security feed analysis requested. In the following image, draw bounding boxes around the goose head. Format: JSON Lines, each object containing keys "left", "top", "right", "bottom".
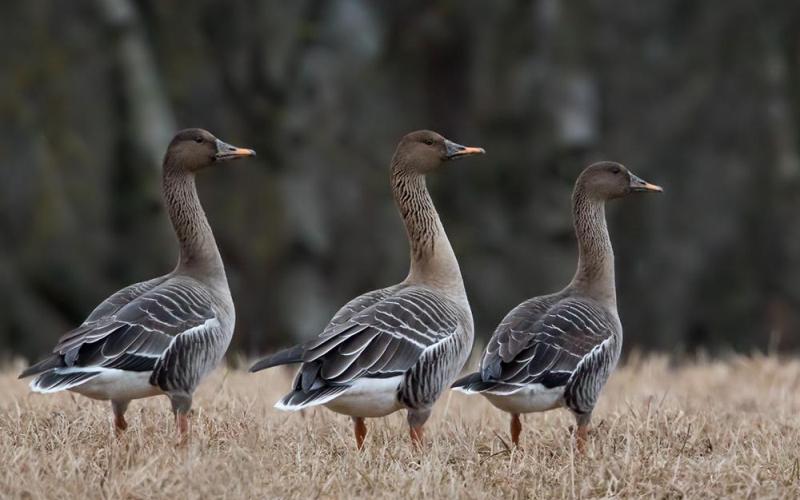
{"left": 391, "top": 130, "right": 484, "bottom": 175}
{"left": 577, "top": 161, "right": 663, "bottom": 200}
{"left": 165, "top": 128, "right": 256, "bottom": 172}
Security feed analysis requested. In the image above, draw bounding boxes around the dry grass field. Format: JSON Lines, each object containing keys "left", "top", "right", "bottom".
{"left": 1, "top": 355, "right": 800, "bottom": 499}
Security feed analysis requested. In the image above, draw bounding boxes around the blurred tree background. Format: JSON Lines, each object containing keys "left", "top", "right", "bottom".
{"left": 2, "top": 0, "right": 800, "bottom": 361}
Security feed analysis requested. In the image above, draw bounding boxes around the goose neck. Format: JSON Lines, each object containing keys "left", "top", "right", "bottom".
{"left": 568, "top": 188, "right": 616, "bottom": 307}
{"left": 391, "top": 169, "right": 465, "bottom": 299}
{"left": 162, "top": 166, "right": 226, "bottom": 283}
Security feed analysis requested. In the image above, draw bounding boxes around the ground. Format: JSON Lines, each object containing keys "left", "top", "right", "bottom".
{"left": 1, "top": 355, "right": 799, "bottom": 499}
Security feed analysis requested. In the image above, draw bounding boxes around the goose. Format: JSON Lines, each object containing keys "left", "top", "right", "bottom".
{"left": 19, "top": 128, "right": 256, "bottom": 439}
{"left": 250, "top": 130, "right": 484, "bottom": 448}
{"left": 452, "top": 162, "right": 662, "bottom": 451}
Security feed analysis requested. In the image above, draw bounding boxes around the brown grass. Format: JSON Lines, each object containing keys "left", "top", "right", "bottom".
{"left": 1, "top": 355, "right": 800, "bottom": 499}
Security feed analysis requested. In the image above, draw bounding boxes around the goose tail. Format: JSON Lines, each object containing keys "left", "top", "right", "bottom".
{"left": 18, "top": 355, "right": 65, "bottom": 379}
{"left": 249, "top": 345, "right": 305, "bottom": 373}
{"left": 29, "top": 368, "right": 101, "bottom": 394}
{"left": 273, "top": 385, "right": 348, "bottom": 411}
{"left": 451, "top": 372, "right": 489, "bottom": 394}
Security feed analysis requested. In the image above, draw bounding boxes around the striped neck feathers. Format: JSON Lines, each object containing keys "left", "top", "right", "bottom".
{"left": 162, "top": 164, "right": 225, "bottom": 282}
{"left": 568, "top": 186, "right": 616, "bottom": 307}
{"left": 390, "top": 169, "right": 464, "bottom": 296}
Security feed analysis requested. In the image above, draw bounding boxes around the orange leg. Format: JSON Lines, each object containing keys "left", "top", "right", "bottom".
{"left": 111, "top": 400, "right": 129, "bottom": 435}
{"left": 114, "top": 414, "right": 128, "bottom": 432}
{"left": 176, "top": 413, "right": 190, "bottom": 444}
{"left": 170, "top": 394, "right": 192, "bottom": 445}
{"left": 510, "top": 413, "right": 522, "bottom": 447}
{"left": 407, "top": 408, "right": 430, "bottom": 448}
{"left": 575, "top": 424, "right": 589, "bottom": 454}
{"left": 409, "top": 425, "right": 424, "bottom": 447}
{"left": 353, "top": 417, "right": 367, "bottom": 450}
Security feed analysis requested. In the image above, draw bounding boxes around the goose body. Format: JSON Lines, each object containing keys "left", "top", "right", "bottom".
{"left": 251, "top": 130, "right": 484, "bottom": 447}
{"left": 454, "top": 292, "right": 622, "bottom": 414}
{"left": 453, "top": 162, "right": 661, "bottom": 449}
{"left": 60, "top": 370, "right": 162, "bottom": 402}
{"left": 27, "top": 274, "right": 233, "bottom": 400}
{"left": 270, "top": 285, "right": 473, "bottom": 417}
{"left": 19, "top": 129, "right": 255, "bottom": 437}
{"left": 320, "top": 375, "right": 405, "bottom": 418}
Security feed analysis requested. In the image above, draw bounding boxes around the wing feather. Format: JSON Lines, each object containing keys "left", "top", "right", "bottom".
{"left": 48, "top": 277, "right": 215, "bottom": 374}
{"left": 480, "top": 295, "right": 615, "bottom": 388}
{"left": 290, "top": 286, "right": 460, "bottom": 396}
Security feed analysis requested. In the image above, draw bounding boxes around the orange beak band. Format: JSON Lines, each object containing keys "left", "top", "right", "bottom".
{"left": 444, "top": 139, "right": 486, "bottom": 160}
{"left": 215, "top": 139, "right": 257, "bottom": 161}
{"left": 639, "top": 182, "right": 663, "bottom": 192}
{"left": 629, "top": 173, "right": 663, "bottom": 193}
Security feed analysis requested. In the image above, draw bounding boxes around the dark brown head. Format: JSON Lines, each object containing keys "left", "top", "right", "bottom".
{"left": 164, "top": 128, "right": 256, "bottom": 172}
{"left": 576, "top": 161, "right": 663, "bottom": 200}
{"left": 391, "top": 130, "right": 485, "bottom": 174}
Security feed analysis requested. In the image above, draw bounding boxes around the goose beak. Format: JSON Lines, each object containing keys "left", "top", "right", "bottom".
{"left": 215, "top": 139, "right": 256, "bottom": 162}
{"left": 629, "top": 173, "right": 663, "bottom": 193}
{"left": 444, "top": 139, "right": 485, "bottom": 160}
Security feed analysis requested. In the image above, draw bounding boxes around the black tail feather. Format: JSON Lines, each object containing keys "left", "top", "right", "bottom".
{"left": 451, "top": 371, "right": 519, "bottom": 394}
{"left": 31, "top": 369, "right": 100, "bottom": 393}
{"left": 453, "top": 371, "right": 572, "bottom": 395}
{"left": 249, "top": 345, "right": 305, "bottom": 373}
{"left": 275, "top": 385, "right": 348, "bottom": 410}
{"left": 451, "top": 372, "right": 484, "bottom": 389}
{"left": 18, "top": 355, "right": 65, "bottom": 379}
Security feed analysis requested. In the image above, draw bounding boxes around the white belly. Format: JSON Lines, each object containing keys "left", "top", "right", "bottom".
{"left": 324, "top": 376, "right": 404, "bottom": 418}
{"left": 71, "top": 369, "right": 163, "bottom": 401}
{"left": 483, "top": 384, "right": 565, "bottom": 414}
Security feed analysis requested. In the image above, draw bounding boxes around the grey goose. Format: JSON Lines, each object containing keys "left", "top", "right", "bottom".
{"left": 250, "top": 130, "right": 484, "bottom": 448}
{"left": 452, "top": 162, "right": 662, "bottom": 451}
{"left": 19, "top": 128, "right": 256, "bottom": 439}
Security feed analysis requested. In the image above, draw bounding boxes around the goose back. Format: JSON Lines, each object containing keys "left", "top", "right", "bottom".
{"left": 27, "top": 274, "right": 233, "bottom": 396}
{"left": 479, "top": 292, "right": 620, "bottom": 400}
{"left": 282, "top": 286, "right": 467, "bottom": 408}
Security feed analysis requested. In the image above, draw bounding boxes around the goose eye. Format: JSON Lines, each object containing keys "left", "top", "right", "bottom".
{"left": 194, "top": 137, "right": 203, "bottom": 144}
{"left": 423, "top": 139, "right": 434, "bottom": 146}
{"left": 611, "top": 167, "right": 620, "bottom": 174}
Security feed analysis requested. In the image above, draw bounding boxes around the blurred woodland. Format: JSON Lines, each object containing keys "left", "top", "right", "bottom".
{"left": 2, "top": 0, "right": 800, "bottom": 359}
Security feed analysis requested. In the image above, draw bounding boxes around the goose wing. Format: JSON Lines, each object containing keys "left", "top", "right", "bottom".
{"left": 52, "top": 277, "right": 216, "bottom": 374}
{"left": 82, "top": 275, "right": 170, "bottom": 323}
{"left": 480, "top": 296, "right": 616, "bottom": 388}
{"left": 327, "top": 285, "right": 399, "bottom": 327}
{"left": 295, "top": 286, "right": 461, "bottom": 391}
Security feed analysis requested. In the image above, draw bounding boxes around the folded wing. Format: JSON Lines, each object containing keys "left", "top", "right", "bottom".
{"left": 27, "top": 277, "right": 216, "bottom": 382}
{"left": 479, "top": 296, "right": 615, "bottom": 390}
{"left": 285, "top": 287, "right": 461, "bottom": 405}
